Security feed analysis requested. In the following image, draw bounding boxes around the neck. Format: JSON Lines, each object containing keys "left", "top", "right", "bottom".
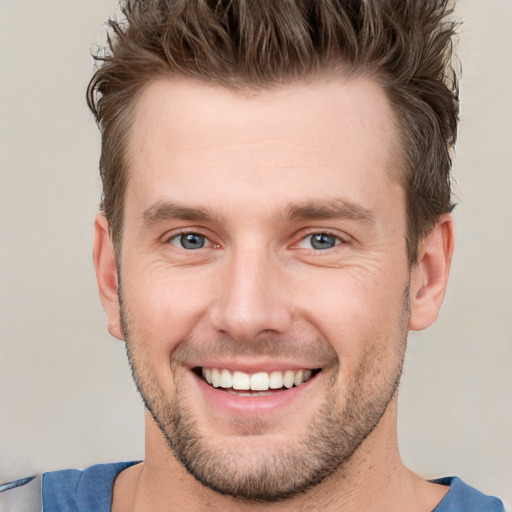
{"left": 113, "top": 400, "right": 447, "bottom": 512}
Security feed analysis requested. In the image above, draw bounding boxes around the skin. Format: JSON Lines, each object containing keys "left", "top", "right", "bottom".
{"left": 94, "top": 76, "right": 454, "bottom": 511}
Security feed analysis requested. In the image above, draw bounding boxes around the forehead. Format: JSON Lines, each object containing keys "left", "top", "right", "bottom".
{"left": 124, "top": 76, "right": 401, "bottom": 219}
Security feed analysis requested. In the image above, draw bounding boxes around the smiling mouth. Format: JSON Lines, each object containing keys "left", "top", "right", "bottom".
{"left": 195, "top": 367, "right": 320, "bottom": 394}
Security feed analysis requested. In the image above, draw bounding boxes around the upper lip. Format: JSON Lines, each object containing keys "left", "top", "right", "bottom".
{"left": 185, "top": 358, "right": 323, "bottom": 373}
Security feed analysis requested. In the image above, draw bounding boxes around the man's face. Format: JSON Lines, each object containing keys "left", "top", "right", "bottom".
{"left": 113, "top": 77, "right": 414, "bottom": 501}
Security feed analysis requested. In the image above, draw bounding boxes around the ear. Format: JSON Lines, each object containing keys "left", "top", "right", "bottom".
{"left": 93, "top": 214, "right": 123, "bottom": 340}
{"left": 409, "top": 214, "right": 454, "bottom": 331}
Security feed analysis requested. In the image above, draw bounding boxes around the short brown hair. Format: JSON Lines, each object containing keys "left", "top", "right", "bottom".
{"left": 87, "top": 0, "right": 459, "bottom": 263}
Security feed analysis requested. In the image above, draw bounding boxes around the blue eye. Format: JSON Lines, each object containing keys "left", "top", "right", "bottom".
{"left": 298, "top": 233, "right": 340, "bottom": 250}
{"left": 171, "top": 233, "right": 207, "bottom": 250}
{"left": 310, "top": 233, "right": 337, "bottom": 250}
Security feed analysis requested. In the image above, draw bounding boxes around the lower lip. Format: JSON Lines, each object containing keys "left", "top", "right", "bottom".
{"left": 191, "top": 371, "right": 318, "bottom": 416}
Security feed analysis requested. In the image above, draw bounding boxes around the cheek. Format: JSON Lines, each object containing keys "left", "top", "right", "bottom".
{"left": 291, "top": 266, "right": 408, "bottom": 357}
{"left": 121, "top": 267, "right": 213, "bottom": 353}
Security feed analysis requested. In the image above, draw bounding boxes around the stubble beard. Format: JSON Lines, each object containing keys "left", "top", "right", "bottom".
{"left": 121, "top": 293, "right": 409, "bottom": 503}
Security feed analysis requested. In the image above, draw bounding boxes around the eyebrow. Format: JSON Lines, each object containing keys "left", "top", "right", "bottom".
{"left": 142, "top": 202, "right": 217, "bottom": 227}
{"left": 286, "top": 198, "right": 375, "bottom": 224}
{"left": 141, "top": 197, "right": 375, "bottom": 228}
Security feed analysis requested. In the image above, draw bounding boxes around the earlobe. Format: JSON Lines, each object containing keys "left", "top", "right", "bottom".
{"left": 93, "top": 214, "right": 123, "bottom": 340}
{"left": 409, "top": 214, "right": 454, "bottom": 331}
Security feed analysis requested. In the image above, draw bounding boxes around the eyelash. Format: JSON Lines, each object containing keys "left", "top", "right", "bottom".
{"left": 295, "top": 231, "right": 344, "bottom": 251}
{"left": 165, "top": 230, "right": 345, "bottom": 252}
{"left": 166, "top": 231, "right": 214, "bottom": 250}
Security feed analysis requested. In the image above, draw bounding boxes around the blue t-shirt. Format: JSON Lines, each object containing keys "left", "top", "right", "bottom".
{"left": 41, "top": 462, "right": 506, "bottom": 512}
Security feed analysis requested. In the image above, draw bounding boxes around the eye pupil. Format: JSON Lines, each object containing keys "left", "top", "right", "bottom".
{"left": 311, "top": 233, "right": 336, "bottom": 250}
{"left": 180, "top": 233, "right": 205, "bottom": 249}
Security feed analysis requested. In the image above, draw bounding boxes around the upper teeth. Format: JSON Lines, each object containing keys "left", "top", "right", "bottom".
{"left": 202, "top": 368, "right": 313, "bottom": 391}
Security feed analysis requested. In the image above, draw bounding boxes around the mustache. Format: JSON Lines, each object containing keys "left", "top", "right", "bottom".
{"left": 168, "top": 334, "right": 339, "bottom": 368}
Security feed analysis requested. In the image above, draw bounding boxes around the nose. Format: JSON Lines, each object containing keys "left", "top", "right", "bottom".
{"left": 209, "top": 245, "right": 293, "bottom": 342}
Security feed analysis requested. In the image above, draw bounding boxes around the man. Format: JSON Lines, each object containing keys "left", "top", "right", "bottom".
{"left": 37, "top": 0, "right": 506, "bottom": 510}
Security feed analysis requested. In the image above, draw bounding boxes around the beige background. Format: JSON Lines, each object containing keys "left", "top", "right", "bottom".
{"left": 0, "top": 0, "right": 511, "bottom": 507}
